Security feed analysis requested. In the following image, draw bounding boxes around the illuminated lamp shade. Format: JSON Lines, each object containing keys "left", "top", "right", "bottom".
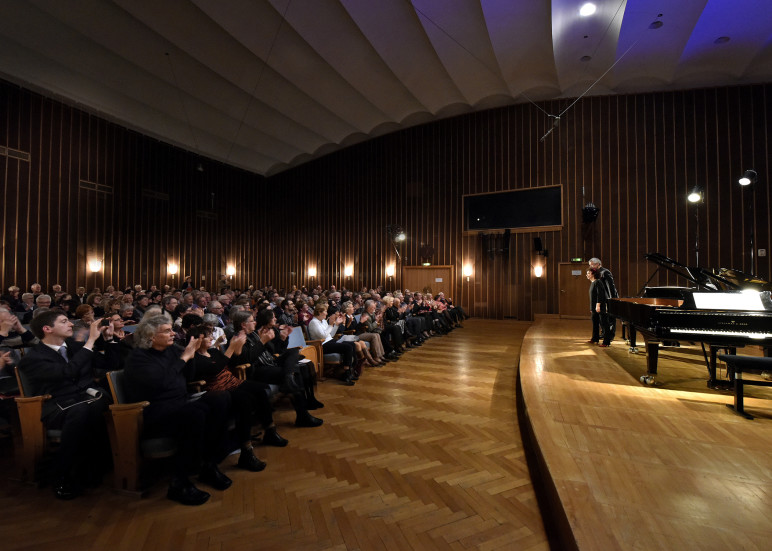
{"left": 308, "top": 267, "right": 317, "bottom": 278}
{"left": 88, "top": 259, "right": 102, "bottom": 273}
{"left": 533, "top": 265, "right": 544, "bottom": 278}
{"left": 344, "top": 265, "right": 353, "bottom": 277}
{"left": 687, "top": 188, "right": 702, "bottom": 203}
{"left": 462, "top": 265, "right": 473, "bottom": 278}
{"left": 738, "top": 169, "right": 757, "bottom": 186}
{"left": 168, "top": 263, "right": 179, "bottom": 275}
{"left": 385, "top": 265, "right": 395, "bottom": 277}
{"left": 226, "top": 265, "right": 236, "bottom": 276}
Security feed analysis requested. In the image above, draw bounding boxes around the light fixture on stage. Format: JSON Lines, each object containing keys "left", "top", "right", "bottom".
{"left": 687, "top": 187, "right": 703, "bottom": 203}
{"left": 738, "top": 169, "right": 757, "bottom": 186}
{"left": 88, "top": 259, "right": 103, "bottom": 273}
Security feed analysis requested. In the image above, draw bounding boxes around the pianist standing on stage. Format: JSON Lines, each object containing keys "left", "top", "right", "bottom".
{"left": 589, "top": 258, "right": 618, "bottom": 343}
{"left": 588, "top": 268, "right": 611, "bottom": 346}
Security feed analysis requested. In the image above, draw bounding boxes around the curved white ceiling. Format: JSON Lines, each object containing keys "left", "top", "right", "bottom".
{"left": 0, "top": 0, "right": 769, "bottom": 176}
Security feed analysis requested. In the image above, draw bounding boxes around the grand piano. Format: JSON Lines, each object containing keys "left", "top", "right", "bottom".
{"left": 607, "top": 253, "right": 772, "bottom": 386}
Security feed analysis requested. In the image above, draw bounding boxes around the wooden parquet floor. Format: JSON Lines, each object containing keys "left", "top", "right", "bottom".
{"left": 0, "top": 319, "right": 548, "bottom": 551}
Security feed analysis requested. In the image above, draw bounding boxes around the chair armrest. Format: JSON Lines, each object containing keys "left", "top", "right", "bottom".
{"left": 187, "top": 380, "right": 206, "bottom": 393}
{"left": 233, "top": 363, "right": 250, "bottom": 381}
{"left": 109, "top": 401, "right": 149, "bottom": 412}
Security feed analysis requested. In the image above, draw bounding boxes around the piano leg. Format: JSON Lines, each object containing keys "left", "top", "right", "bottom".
{"left": 628, "top": 326, "right": 639, "bottom": 354}
{"left": 639, "top": 341, "right": 659, "bottom": 385}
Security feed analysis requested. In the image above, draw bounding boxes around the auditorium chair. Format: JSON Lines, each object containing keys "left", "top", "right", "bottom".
{"left": 105, "top": 369, "right": 177, "bottom": 495}
{"left": 13, "top": 366, "right": 62, "bottom": 483}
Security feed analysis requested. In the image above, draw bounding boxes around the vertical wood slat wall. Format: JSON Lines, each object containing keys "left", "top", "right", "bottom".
{"left": 1, "top": 78, "right": 770, "bottom": 319}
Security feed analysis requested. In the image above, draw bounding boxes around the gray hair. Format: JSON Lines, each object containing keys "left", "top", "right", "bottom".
{"left": 589, "top": 257, "right": 602, "bottom": 266}
{"left": 35, "top": 294, "right": 52, "bottom": 304}
{"left": 341, "top": 300, "right": 353, "bottom": 311}
{"left": 202, "top": 313, "right": 218, "bottom": 325}
{"left": 120, "top": 303, "right": 135, "bottom": 313}
{"left": 133, "top": 312, "right": 173, "bottom": 349}
{"left": 364, "top": 299, "right": 375, "bottom": 309}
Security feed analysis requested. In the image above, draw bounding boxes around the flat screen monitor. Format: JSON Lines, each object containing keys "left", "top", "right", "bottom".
{"left": 463, "top": 185, "right": 562, "bottom": 232}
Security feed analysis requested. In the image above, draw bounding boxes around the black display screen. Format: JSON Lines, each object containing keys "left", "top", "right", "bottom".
{"left": 463, "top": 185, "right": 562, "bottom": 232}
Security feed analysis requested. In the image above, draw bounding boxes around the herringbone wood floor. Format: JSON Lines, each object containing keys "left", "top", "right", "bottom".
{"left": 0, "top": 319, "right": 548, "bottom": 551}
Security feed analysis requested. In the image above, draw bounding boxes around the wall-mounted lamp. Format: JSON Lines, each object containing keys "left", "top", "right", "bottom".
{"left": 687, "top": 187, "right": 703, "bottom": 203}
{"left": 533, "top": 237, "right": 548, "bottom": 257}
{"left": 385, "top": 265, "right": 395, "bottom": 278}
{"left": 533, "top": 265, "right": 544, "bottom": 278}
{"left": 738, "top": 169, "right": 757, "bottom": 186}
{"left": 308, "top": 267, "right": 317, "bottom": 278}
{"left": 343, "top": 265, "right": 353, "bottom": 278}
{"left": 226, "top": 265, "right": 236, "bottom": 277}
{"left": 88, "top": 259, "right": 103, "bottom": 273}
{"left": 168, "top": 262, "right": 179, "bottom": 276}
{"left": 462, "top": 264, "right": 474, "bottom": 282}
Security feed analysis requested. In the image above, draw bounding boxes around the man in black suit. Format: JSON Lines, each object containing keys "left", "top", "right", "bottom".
{"left": 17, "top": 310, "right": 118, "bottom": 499}
{"left": 589, "top": 257, "right": 618, "bottom": 344}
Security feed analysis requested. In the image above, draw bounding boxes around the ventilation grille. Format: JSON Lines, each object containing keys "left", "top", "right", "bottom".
{"left": 196, "top": 210, "right": 218, "bottom": 221}
{"left": 79, "top": 179, "right": 113, "bottom": 194}
{"left": 142, "top": 189, "right": 169, "bottom": 201}
{"left": 0, "top": 145, "right": 31, "bottom": 161}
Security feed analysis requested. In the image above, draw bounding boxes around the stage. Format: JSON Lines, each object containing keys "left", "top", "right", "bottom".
{"left": 518, "top": 318, "right": 772, "bottom": 550}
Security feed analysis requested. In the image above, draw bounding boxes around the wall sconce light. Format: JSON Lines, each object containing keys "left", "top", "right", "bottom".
{"left": 687, "top": 187, "right": 703, "bottom": 203}
{"left": 462, "top": 264, "right": 474, "bottom": 281}
{"left": 226, "top": 265, "right": 236, "bottom": 277}
{"left": 88, "top": 259, "right": 103, "bottom": 273}
{"left": 168, "top": 262, "right": 179, "bottom": 276}
{"left": 533, "top": 265, "right": 544, "bottom": 278}
{"left": 533, "top": 237, "right": 548, "bottom": 257}
{"left": 738, "top": 169, "right": 757, "bottom": 186}
{"left": 343, "top": 265, "right": 353, "bottom": 278}
{"left": 308, "top": 267, "right": 317, "bottom": 278}
{"left": 385, "top": 265, "right": 395, "bottom": 278}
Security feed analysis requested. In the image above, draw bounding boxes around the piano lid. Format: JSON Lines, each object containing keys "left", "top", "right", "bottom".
{"left": 644, "top": 253, "right": 741, "bottom": 291}
{"left": 716, "top": 269, "right": 772, "bottom": 292}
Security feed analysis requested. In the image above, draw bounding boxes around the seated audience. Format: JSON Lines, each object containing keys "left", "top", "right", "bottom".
{"left": 124, "top": 313, "right": 235, "bottom": 506}
{"left": 229, "top": 310, "right": 323, "bottom": 426}
{"left": 308, "top": 303, "right": 358, "bottom": 384}
{"left": 17, "top": 310, "right": 117, "bottom": 499}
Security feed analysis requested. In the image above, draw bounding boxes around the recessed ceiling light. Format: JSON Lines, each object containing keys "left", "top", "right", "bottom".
{"left": 714, "top": 36, "right": 730, "bottom": 44}
{"left": 580, "top": 3, "right": 597, "bottom": 17}
{"left": 649, "top": 20, "right": 664, "bottom": 29}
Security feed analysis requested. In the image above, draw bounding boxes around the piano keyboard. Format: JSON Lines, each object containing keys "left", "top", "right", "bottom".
{"left": 669, "top": 328, "right": 772, "bottom": 340}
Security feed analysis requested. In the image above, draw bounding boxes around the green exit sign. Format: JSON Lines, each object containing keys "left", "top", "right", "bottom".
{"left": 571, "top": 257, "right": 583, "bottom": 262}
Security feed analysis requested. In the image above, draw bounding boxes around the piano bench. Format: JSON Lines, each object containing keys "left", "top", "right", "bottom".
{"left": 718, "top": 355, "right": 772, "bottom": 419}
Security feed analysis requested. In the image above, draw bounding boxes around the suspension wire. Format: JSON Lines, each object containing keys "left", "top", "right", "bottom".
{"left": 227, "top": 0, "right": 293, "bottom": 160}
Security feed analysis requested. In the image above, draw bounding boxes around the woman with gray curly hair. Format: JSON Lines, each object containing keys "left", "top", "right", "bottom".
{"left": 124, "top": 312, "right": 237, "bottom": 506}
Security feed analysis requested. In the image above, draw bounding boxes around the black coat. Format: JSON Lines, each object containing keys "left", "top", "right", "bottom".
{"left": 17, "top": 339, "right": 118, "bottom": 419}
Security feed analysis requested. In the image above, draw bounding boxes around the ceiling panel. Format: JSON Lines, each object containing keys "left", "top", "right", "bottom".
{"left": 0, "top": 0, "right": 768, "bottom": 176}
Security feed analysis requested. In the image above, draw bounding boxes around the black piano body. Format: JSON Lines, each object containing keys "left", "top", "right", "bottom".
{"left": 607, "top": 253, "right": 772, "bottom": 386}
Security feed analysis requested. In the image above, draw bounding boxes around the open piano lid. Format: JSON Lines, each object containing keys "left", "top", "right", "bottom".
{"left": 645, "top": 253, "right": 740, "bottom": 291}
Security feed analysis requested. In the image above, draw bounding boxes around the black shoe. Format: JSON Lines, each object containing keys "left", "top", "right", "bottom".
{"left": 53, "top": 479, "right": 82, "bottom": 500}
{"left": 295, "top": 413, "right": 323, "bottom": 428}
{"left": 198, "top": 464, "right": 232, "bottom": 490}
{"left": 306, "top": 398, "right": 325, "bottom": 410}
{"left": 387, "top": 352, "right": 400, "bottom": 360}
{"left": 262, "top": 427, "right": 289, "bottom": 447}
{"left": 237, "top": 450, "right": 267, "bottom": 472}
{"left": 167, "top": 479, "right": 210, "bottom": 506}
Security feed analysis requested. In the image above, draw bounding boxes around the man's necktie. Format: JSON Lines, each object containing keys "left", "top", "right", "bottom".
{"left": 59, "top": 346, "right": 68, "bottom": 362}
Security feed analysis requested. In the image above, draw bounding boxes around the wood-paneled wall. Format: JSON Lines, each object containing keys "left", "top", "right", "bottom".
{"left": 1, "top": 78, "right": 770, "bottom": 319}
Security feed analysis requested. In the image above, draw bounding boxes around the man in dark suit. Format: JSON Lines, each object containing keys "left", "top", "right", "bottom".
{"left": 17, "top": 310, "right": 118, "bottom": 499}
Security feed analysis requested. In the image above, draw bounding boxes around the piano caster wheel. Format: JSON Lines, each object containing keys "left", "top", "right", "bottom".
{"left": 628, "top": 347, "right": 638, "bottom": 354}
{"left": 640, "top": 375, "right": 655, "bottom": 385}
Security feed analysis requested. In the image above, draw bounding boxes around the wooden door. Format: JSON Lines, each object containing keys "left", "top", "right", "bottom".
{"left": 559, "top": 262, "right": 590, "bottom": 318}
{"left": 402, "top": 265, "right": 455, "bottom": 297}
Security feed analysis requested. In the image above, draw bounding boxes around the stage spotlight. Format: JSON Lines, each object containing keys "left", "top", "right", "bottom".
{"left": 739, "top": 169, "right": 757, "bottom": 186}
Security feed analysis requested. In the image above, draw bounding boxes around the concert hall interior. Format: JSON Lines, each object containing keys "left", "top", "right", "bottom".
{"left": 0, "top": 2, "right": 771, "bottom": 550}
